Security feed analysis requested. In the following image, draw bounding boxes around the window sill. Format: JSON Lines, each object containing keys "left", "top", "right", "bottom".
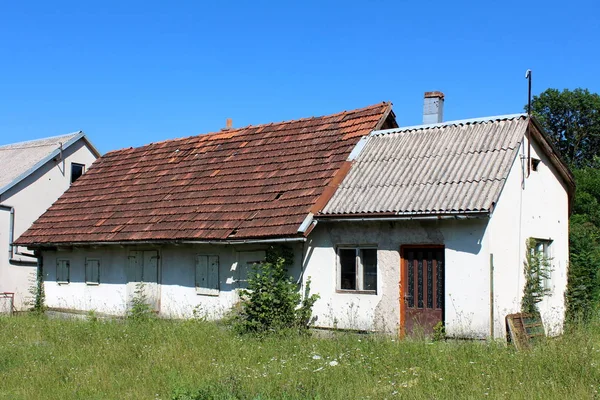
{"left": 57, "top": 281, "right": 70, "bottom": 285}
{"left": 336, "top": 289, "right": 377, "bottom": 295}
{"left": 196, "top": 288, "right": 219, "bottom": 297}
{"left": 85, "top": 282, "right": 100, "bottom": 286}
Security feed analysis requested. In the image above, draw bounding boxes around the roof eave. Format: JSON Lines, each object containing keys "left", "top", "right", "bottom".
{"left": 316, "top": 211, "right": 491, "bottom": 221}
{"left": 528, "top": 116, "right": 576, "bottom": 192}
{"left": 19, "top": 235, "right": 308, "bottom": 249}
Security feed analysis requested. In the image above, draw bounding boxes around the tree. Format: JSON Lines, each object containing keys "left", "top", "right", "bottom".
{"left": 529, "top": 88, "right": 600, "bottom": 168}
{"left": 565, "top": 164, "right": 600, "bottom": 321}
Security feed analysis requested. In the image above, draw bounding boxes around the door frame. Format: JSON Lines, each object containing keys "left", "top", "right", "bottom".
{"left": 399, "top": 244, "right": 445, "bottom": 338}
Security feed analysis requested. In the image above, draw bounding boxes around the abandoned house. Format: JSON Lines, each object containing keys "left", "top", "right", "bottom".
{"left": 0, "top": 132, "right": 99, "bottom": 311}
{"left": 15, "top": 96, "right": 573, "bottom": 338}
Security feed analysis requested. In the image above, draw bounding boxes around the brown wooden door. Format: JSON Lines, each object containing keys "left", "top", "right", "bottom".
{"left": 401, "top": 247, "right": 444, "bottom": 336}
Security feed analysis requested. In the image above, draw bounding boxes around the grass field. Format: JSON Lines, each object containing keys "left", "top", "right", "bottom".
{"left": 0, "top": 315, "right": 599, "bottom": 399}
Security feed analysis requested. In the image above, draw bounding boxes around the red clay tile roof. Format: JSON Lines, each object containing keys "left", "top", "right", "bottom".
{"left": 16, "top": 103, "right": 394, "bottom": 246}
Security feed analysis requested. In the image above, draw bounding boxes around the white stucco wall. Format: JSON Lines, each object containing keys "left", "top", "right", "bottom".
{"left": 0, "top": 139, "right": 97, "bottom": 310}
{"left": 41, "top": 243, "right": 304, "bottom": 318}
{"left": 488, "top": 136, "right": 570, "bottom": 337}
{"left": 302, "top": 219, "right": 492, "bottom": 337}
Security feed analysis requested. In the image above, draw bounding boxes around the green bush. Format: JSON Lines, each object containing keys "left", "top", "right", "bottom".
{"left": 234, "top": 246, "right": 319, "bottom": 334}
{"left": 521, "top": 238, "right": 552, "bottom": 314}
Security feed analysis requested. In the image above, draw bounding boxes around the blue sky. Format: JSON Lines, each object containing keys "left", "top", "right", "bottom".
{"left": 1, "top": 0, "right": 599, "bottom": 154}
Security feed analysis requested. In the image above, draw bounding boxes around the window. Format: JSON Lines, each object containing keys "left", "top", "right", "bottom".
{"left": 531, "top": 158, "right": 541, "bottom": 171}
{"left": 337, "top": 247, "right": 377, "bottom": 293}
{"left": 71, "top": 163, "right": 85, "bottom": 183}
{"left": 195, "top": 255, "right": 219, "bottom": 295}
{"left": 532, "top": 239, "right": 553, "bottom": 289}
{"left": 236, "top": 251, "right": 266, "bottom": 289}
{"left": 86, "top": 258, "right": 100, "bottom": 285}
{"left": 56, "top": 259, "right": 70, "bottom": 284}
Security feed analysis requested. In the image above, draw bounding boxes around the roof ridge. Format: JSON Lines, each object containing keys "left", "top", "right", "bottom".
{"left": 0, "top": 131, "right": 82, "bottom": 149}
{"left": 371, "top": 113, "right": 527, "bottom": 136}
{"left": 105, "top": 102, "right": 390, "bottom": 156}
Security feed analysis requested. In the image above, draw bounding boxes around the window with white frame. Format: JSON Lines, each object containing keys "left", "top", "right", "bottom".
{"left": 85, "top": 258, "right": 100, "bottom": 285}
{"left": 532, "top": 239, "right": 553, "bottom": 290}
{"left": 195, "top": 255, "right": 219, "bottom": 295}
{"left": 337, "top": 247, "right": 377, "bottom": 293}
{"left": 56, "top": 259, "right": 70, "bottom": 284}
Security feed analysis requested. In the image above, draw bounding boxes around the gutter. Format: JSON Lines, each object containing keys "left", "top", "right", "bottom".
{"left": 23, "top": 236, "right": 308, "bottom": 248}
{"left": 316, "top": 213, "right": 490, "bottom": 222}
{"left": 0, "top": 204, "right": 38, "bottom": 264}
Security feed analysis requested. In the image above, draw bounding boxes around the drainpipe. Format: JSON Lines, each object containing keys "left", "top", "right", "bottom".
{"left": 0, "top": 204, "right": 37, "bottom": 263}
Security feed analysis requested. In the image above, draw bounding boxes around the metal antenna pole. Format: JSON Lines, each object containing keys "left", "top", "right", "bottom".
{"left": 525, "top": 69, "right": 532, "bottom": 177}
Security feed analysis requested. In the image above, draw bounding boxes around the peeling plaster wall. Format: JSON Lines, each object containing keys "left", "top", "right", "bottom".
{"left": 303, "top": 219, "right": 491, "bottom": 337}
{"left": 0, "top": 140, "right": 97, "bottom": 310}
{"left": 41, "top": 242, "right": 304, "bottom": 318}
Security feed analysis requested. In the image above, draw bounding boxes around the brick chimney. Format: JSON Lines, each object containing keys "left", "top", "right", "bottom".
{"left": 423, "top": 91, "right": 444, "bottom": 124}
{"left": 221, "top": 118, "right": 233, "bottom": 131}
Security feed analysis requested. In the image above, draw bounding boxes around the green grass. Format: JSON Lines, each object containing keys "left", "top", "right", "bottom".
{"left": 0, "top": 315, "right": 599, "bottom": 399}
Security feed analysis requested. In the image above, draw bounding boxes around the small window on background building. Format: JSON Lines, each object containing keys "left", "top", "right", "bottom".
{"left": 71, "top": 163, "right": 85, "bottom": 183}
{"left": 85, "top": 258, "right": 100, "bottom": 285}
{"left": 195, "top": 255, "right": 219, "bottom": 295}
{"left": 57, "top": 259, "right": 70, "bottom": 283}
{"left": 337, "top": 247, "right": 378, "bottom": 293}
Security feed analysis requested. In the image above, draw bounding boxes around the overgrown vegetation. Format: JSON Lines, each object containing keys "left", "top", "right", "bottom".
{"left": 127, "top": 282, "right": 155, "bottom": 321}
{"left": 530, "top": 88, "right": 600, "bottom": 321}
{"left": 1, "top": 315, "right": 600, "bottom": 399}
{"left": 521, "top": 238, "right": 552, "bottom": 314}
{"left": 233, "top": 246, "right": 319, "bottom": 334}
{"left": 27, "top": 265, "right": 46, "bottom": 315}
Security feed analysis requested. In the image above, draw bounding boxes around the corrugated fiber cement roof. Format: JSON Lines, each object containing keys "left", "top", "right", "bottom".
{"left": 321, "top": 114, "right": 528, "bottom": 216}
{"left": 0, "top": 132, "right": 82, "bottom": 195}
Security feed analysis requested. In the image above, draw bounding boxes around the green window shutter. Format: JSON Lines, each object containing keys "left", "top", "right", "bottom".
{"left": 128, "top": 252, "right": 142, "bottom": 282}
{"left": 57, "top": 259, "right": 70, "bottom": 283}
{"left": 207, "top": 256, "right": 219, "bottom": 290}
{"left": 86, "top": 259, "right": 100, "bottom": 284}
{"left": 195, "top": 255, "right": 208, "bottom": 289}
{"left": 195, "top": 255, "right": 219, "bottom": 295}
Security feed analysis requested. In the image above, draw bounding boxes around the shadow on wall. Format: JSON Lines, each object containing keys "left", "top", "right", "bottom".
{"left": 318, "top": 219, "right": 487, "bottom": 255}
{"left": 440, "top": 219, "right": 487, "bottom": 255}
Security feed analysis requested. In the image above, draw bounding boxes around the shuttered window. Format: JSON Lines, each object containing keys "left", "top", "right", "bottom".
{"left": 57, "top": 259, "right": 70, "bottom": 284}
{"left": 86, "top": 258, "right": 100, "bottom": 285}
{"left": 195, "top": 255, "right": 219, "bottom": 296}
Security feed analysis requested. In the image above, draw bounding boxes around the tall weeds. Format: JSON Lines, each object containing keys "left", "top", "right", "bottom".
{"left": 1, "top": 315, "right": 599, "bottom": 399}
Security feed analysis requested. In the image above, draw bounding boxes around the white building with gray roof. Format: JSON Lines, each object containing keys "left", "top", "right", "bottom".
{"left": 0, "top": 132, "right": 99, "bottom": 311}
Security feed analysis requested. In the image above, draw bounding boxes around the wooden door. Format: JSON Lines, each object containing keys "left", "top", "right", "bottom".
{"left": 126, "top": 250, "right": 160, "bottom": 312}
{"left": 142, "top": 251, "right": 159, "bottom": 311}
{"left": 401, "top": 247, "right": 444, "bottom": 336}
